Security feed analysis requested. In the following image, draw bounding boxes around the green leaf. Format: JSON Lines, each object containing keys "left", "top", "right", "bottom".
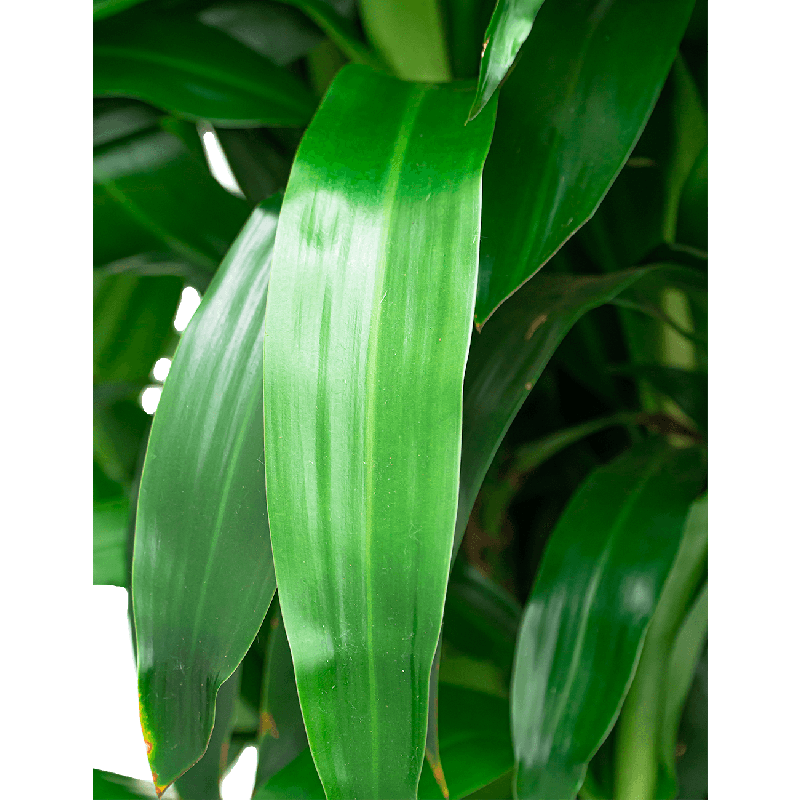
{"left": 476, "top": 0, "right": 694, "bottom": 323}
{"left": 468, "top": 0, "right": 546, "bottom": 122}
{"left": 356, "top": 0, "right": 451, "bottom": 81}
{"left": 511, "top": 438, "right": 706, "bottom": 799}
{"left": 93, "top": 769, "right": 157, "bottom": 799}
{"left": 254, "top": 685, "right": 514, "bottom": 800}
{"left": 94, "top": 14, "right": 318, "bottom": 127}
{"left": 262, "top": 65, "right": 497, "bottom": 800}
{"left": 94, "top": 98, "right": 163, "bottom": 149}
{"left": 175, "top": 668, "right": 242, "bottom": 800}
{"left": 94, "top": 124, "right": 249, "bottom": 271}
{"left": 614, "top": 497, "right": 708, "bottom": 800}
{"left": 457, "top": 269, "right": 648, "bottom": 559}
{"left": 134, "top": 198, "right": 282, "bottom": 795}
{"left": 94, "top": 396, "right": 151, "bottom": 488}
{"left": 440, "top": 0, "right": 489, "bottom": 80}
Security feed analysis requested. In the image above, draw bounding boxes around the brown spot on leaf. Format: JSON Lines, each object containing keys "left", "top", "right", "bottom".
{"left": 429, "top": 757, "right": 449, "bottom": 799}
{"left": 260, "top": 711, "right": 279, "bottom": 739}
{"left": 481, "top": 39, "right": 489, "bottom": 57}
{"left": 524, "top": 381, "right": 533, "bottom": 391}
{"left": 524, "top": 313, "right": 548, "bottom": 340}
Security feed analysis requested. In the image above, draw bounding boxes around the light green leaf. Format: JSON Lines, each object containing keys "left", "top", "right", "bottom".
{"left": 134, "top": 198, "right": 281, "bottom": 795}
{"left": 356, "top": 0, "right": 451, "bottom": 81}
{"left": 94, "top": 495, "right": 131, "bottom": 587}
{"left": 263, "top": 65, "right": 497, "bottom": 799}
{"left": 511, "top": 438, "right": 706, "bottom": 799}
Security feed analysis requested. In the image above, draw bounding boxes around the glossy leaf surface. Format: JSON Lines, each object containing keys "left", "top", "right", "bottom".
{"left": 94, "top": 15, "right": 317, "bottom": 127}
{"left": 511, "top": 438, "right": 705, "bottom": 799}
{"left": 254, "top": 685, "right": 514, "bottom": 800}
{"left": 468, "top": 0, "right": 546, "bottom": 122}
{"left": 263, "top": 65, "right": 496, "bottom": 800}
{"left": 134, "top": 199, "right": 282, "bottom": 795}
{"left": 476, "top": 0, "right": 694, "bottom": 323}
{"left": 614, "top": 496, "right": 708, "bottom": 800}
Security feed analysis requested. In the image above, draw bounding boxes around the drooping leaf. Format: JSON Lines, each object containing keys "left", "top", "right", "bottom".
{"left": 456, "top": 269, "right": 649, "bottom": 559}
{"left": 468, "top": 0, "right": 546, "bottom": 122}
{"left": 94, "top": 14, "right": 318, "bottom": 127}
{"left": 476, "top": 0, "right": 694, "bottom": 323}
{"left": 134, "top": 198, "right": 282, "bottom": 795}
{"left": 511, "top": 437, "right": 706, "bottom": 799}
{"left": 262, "top": 65, "right": 497, "bottom": 800}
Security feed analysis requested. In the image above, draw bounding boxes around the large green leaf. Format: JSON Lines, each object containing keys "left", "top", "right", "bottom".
{"left": 94, "top": 14, "right": 317, "bottom": 127}
{"left": 511, "top": 437, "right": 705, "bottom": 799}
{"left": 262, "top": 65, "right": 497, "bottom": 800}
{"left": 134, "top": 198, "right": 281, "bottom": 795}
{"left": 468, "top": 0, "right": 546, "bottom": 122}
{"left": 476, "top": 0, "right": 694, "bottom": 323}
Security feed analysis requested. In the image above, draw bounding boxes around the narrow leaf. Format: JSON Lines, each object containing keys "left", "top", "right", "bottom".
{"left": 134, "top": 198, "right": 281, "bottom": 795}
{"left": 94, "top": 15, "right": 318, "bottom": 127}
{"left": 468, "top": 0, "right": 546, "bottom": 122}
{"left": 477, "top": 0, "right": 694, "bottom": 323}
{"left": 511, "top": 438, "right": 705, "bottom": 799}
{"left": 94, "top": 495, "right": 132, "bottom": 587}
{"left": 263, "top": 65, "right": 497, "bottom": 800}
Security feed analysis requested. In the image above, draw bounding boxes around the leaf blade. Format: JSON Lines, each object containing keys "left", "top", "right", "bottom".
{"left": 510, "top": 438, "right": 705, "bottom": 799}
{"left": 134, "top": 198, "right": 282, "bottom": 794}
{"left": 262, "top": 65, "right": 497, "bottom": 800}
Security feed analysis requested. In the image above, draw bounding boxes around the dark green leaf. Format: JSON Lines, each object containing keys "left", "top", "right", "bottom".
{"left": 262, "top": 65, "right": 497, "bottom": 800}
{"left": 94, "top": 98, "right": 164, "bottom": 149}
{"left": 94, "top": 14, "right": 318, "bottom": 127}
{"left": 477, "top": 0, "right": 694, "bottom": 323}
{"left": 134, "top": 198, "right": 281, "bottom": 794}
{"left": 94, "top": 125, "right": 249, "bottom": 271}
{"left": 93, "top": 769, "right": 157, "bottom": 799}
{"left": 511, "top": 438, "right": 705, "bottom": 799}
{"left": 94, "top": 0, "right": 149, "bottom": 21}
{"left": 676, "top": 145, "right": 708, "bottom": 251}
{"left": 94, "top": 397, "right": 151, "bottom": 488}
{"left": 94, "top": 495, "right": 132, "bottom": 587}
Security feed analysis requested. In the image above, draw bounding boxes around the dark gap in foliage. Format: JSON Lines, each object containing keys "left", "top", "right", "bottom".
{"left": 174, "top": 286, "right": 200, "bottom": 331}
{"left": 222, "top": 747, "right": 257, "bottom": 800}
{"left": 203, "top": 131, "right": 233, "bottom": 186}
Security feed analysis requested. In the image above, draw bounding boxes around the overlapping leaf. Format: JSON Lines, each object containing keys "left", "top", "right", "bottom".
{"left": 262, "top": 65, "right": 497, "bottom": 800}
{"left": 468, "top": 0, "right": 546, "bottom": 122}
{"left": 134, "top": 198, "right": 281, "bottom": 795}
{"left": 511, "top": 437, "right": 705, "bottom": 799}
{"left": 477, "top": 0, "right": 694, "bottom": 323}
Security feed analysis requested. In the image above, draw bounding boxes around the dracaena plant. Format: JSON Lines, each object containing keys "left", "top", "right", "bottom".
{"left": 93, "top": 0, "right": 708, "bottom": 798}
